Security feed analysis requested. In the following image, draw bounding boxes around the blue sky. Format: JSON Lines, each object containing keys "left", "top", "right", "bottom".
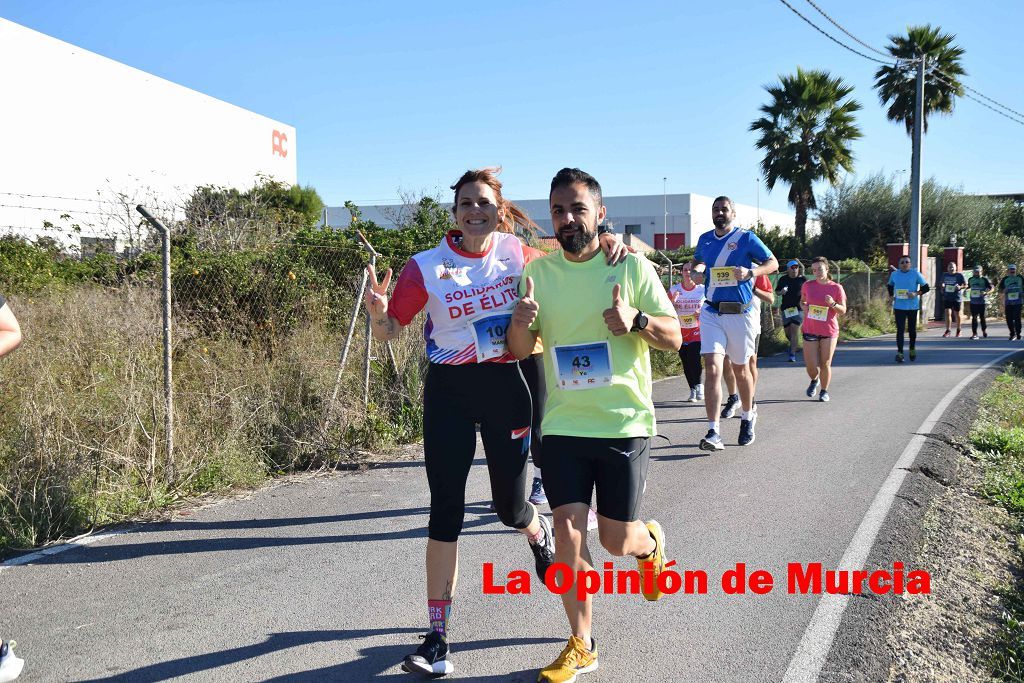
{"left": 4, "top": 1, "right": 1022, "bottom": 214}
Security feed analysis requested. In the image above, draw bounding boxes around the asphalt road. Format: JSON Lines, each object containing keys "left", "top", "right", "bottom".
{"left": 3, "top": 326, "right": 1022, "bottom": 682}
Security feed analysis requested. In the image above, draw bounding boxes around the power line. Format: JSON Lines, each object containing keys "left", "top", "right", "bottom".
{"left": 927, "top": 67, "right": 1024, "bottom": 127}
{"left": 775, "top": 0, "right": 916, "bottom": 66}
{"left": 801, "top": 0, "right": 909, "bottom": 62}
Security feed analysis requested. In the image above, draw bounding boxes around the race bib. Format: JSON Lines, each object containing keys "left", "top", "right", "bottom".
{"left": 469, "top": 313, "right": 512, "bottom": 362}
{"left": 679, "top": 313, "right": 698, "bottom": 329}
{"left": 1009, "top": 291, "right": 1021, "bottom": 301}
{"left": 553, "top": 342, "right": 612, "bottom": 391}
{"left": 808, "top": 305, "right": 829, "bottom": 322}
{"left": 710, "top": 267, "right": 738, "bottom": 287}
{"left": 944, "top": 284, "right": 956, "bottom": 294}
{"left": 895, "top": 289, "right": 909, "bottom": 300}
{"left": 970, "top": 289, "right": 981, "bottom": 299}
{"left": 783, "top": 307, "right": 799, "bottom": 318}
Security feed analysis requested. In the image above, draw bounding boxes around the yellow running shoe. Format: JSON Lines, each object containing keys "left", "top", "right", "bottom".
{"left": 538, "top": 635, "right": 598, "bottom": 682}
{"left": 637, "top": 520, "right": 666, "bottom": 601}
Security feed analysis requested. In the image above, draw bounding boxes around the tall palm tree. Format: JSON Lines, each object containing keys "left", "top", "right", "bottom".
{"left": 874, "top": 24, "right": 966, "bottom": 135}
{"left": 750, "top": 68, "right": 862, "bottom": 244}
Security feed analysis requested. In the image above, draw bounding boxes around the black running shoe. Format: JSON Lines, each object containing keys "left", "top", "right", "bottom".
{"left": 401, "top": 631, "right": 454, "bottom": 677}
{"left": 530, "top": 513, "right": 556, "bottom": 581}
{"left": 738, "top": 413, "right": 757, "bottom": 446}
{"left": 720, "top": 393, "right": 740, "bottom": 419}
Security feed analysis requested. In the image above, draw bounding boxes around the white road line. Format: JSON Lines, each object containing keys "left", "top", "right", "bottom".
{"left": 782, "top": 348, "right": 1021, "bottom": 682}
{"left": 0, "top": 527, "right": 134, "bottom": 573}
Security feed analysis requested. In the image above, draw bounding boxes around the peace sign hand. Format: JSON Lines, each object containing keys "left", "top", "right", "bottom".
{"left": 364, "top": 263, "right": 393, "bottom": 317}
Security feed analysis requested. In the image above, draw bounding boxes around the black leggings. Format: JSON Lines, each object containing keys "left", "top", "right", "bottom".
{"left": 1008, "top": 304, "right": 1023, "bottom": 337}
{"left": 894, "top": 309, "right": 918, "bottom": 353}
{"left": 677, "top": 342, "right": 703, "bottom": 389}
{"left": 518, "top": 353, "right": 546, "bottom": 470}
{"left": 970, "top": 303, "right": 987, "bottom": 335}
{"left": 423, "top": 362, "right": 533, "bottom": 542}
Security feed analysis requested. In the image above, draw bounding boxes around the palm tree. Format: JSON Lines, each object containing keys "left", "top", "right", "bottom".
{"left": 750, "top": 68, "right": 862, "bottom": 244}
{"left": 874, "top": 24, "right": 966, "bottom": 135}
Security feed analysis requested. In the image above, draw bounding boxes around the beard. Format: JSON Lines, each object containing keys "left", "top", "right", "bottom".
{"left": 555, "top": 222, "right": 597, "bottom": 254}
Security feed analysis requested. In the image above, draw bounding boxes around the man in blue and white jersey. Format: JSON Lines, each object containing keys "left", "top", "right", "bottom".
{"left": 690, "top": 196, "right": 779, "bottom": 451}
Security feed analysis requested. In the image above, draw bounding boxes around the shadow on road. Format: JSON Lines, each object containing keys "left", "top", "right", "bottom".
{"left": 78, "top": 628, "right": 559, "bottom": 682}
{"left": 29, "top": 505, "right": 507, "bottom": 566}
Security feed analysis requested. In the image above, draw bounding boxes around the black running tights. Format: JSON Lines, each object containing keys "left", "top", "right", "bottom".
{"left": 518, "top": 353, "right": 546, "bottom": 470}
{"left": 1008, "top": 305, "right": 1023, "bottom": 338}
{"left": 677, "top": 342, "right": 703, "bottom": 389}
{"left": 423, "top": 362, "right": 533, "bottom": 542}
{"left": 970, "top": 303, "right": 987, "bottom": 335}
{"left": 894, "top": 309, "right": 918, "bottom": 353}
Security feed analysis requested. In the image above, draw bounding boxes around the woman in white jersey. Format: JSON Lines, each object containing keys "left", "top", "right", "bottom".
{"left": 668, "top": 263, "right": 705, "bottom": 402}
{"left": 364, "top": 167, "right": 625, "bottom": 677}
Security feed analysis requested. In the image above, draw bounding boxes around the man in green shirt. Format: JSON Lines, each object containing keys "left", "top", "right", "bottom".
{"left": 966, "top": 265, "right": 992, "bottom": 339}
{"left": 509, "top": 168, "right": 680, "bottom": 683}
{"left": 1000, "top": 264, "right": 1023, "bottom": 340}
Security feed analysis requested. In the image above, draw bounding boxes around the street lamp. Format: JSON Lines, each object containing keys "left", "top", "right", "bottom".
{"left": 755, "top": 175, "right": 761, "bottom": 228}
{"left": 663, "top": 177, "right": 668, "bottom": 251}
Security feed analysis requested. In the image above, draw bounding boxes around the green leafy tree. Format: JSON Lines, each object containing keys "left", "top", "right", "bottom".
{"left": 750, "top": 68, "right": 862, "bottom": 244}
{"left": 874, "top": 24, "right": 966, "bottom": 135}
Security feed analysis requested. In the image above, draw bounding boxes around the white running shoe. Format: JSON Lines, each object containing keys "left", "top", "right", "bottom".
{"left": 695, "top": 384, "right": 704, "bottom": 401}
{"left": 687, "top": 388, "right": 698, "bottom": 402}
{"left": 0, "top": 640, "right": 24, "bottom": 683}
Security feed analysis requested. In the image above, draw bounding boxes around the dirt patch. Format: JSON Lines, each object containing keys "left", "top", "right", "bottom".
{"left": 885, "top": 450, "right": 1017, "bottom": 682}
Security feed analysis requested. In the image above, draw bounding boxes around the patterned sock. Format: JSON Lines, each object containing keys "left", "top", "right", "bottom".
{"left": 428, "top": 599, "right": 451, "bottom": 637}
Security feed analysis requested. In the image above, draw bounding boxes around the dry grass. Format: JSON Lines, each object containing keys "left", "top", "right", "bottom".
{"left": 0, "top": 285, "right": 425, "bottom": 552}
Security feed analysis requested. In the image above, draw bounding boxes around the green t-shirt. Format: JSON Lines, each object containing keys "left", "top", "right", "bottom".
{"left": 520, "top": 250, "right": 676, "bottom": 439}
{"left": 1002, "top": 275, "right": 1024, "bottom": 304}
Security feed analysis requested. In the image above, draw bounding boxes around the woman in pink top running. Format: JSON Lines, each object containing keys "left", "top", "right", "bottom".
{"left": 800, "top": 257, "right": 847, "bottom": 402}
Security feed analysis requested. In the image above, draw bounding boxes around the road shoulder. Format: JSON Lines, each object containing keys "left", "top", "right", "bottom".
{"left": 821, "top": 351, "right": 1024, "bottom": 682}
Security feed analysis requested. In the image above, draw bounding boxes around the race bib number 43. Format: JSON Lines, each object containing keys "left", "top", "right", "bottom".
{"left": 710, "top": 267, "right": 738, "bottom": 287}
{"left": 553, "top": 342, "right": 613, "bottom": 391}
{"left": 469, "top": 313, "right": 512, "bottom": 362}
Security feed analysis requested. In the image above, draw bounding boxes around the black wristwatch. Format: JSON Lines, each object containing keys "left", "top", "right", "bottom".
{"left": 631, "top": 310, "right": 649, "bottom": 332}
{"left": 597, "top": 223, "right": 613, "bottom": 236}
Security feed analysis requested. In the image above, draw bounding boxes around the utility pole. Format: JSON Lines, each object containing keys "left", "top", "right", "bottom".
{"left": 909, "top": 54, "right": 926, "bottom": 272}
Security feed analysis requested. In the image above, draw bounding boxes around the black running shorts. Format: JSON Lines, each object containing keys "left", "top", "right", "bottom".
{"left": 540, "top": 435, "right": 650, "bottom": 522}
{"left": 942, "top": 299, "right": 960, "bottom": 311}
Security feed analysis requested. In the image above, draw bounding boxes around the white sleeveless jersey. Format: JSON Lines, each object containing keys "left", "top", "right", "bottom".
{"left": 390, "top": 231, "right": 539, "bottom": 364}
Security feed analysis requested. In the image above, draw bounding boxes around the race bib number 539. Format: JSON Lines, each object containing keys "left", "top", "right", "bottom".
{"left": 710, "top": 267, "right": 738, "bottom": 287}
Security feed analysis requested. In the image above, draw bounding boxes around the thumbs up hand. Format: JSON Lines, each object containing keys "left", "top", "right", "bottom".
{"left": 512, "top": 276, "right": 540, "bottom": 328}
{"left": 603, "top": 283, "right": 637, "bottom": 336}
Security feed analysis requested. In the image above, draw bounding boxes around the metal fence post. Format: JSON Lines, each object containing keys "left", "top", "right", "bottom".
{"left": 354, "top": 231, "right": 382, "bottom": 408}
{"left": 135, "top": 205, "right": 174, "bottom": 485}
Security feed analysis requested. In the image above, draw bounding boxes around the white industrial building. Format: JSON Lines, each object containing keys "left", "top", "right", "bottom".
{"left": 0, "top": 18, "right": 297, "bottom": 255}
{"left": 325, "top": 193, "right": 806, "bottom": 249}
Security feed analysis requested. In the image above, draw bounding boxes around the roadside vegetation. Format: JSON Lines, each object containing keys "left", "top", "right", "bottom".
{"left": 969, "top": 363, "right": 1024, "bottom": 680}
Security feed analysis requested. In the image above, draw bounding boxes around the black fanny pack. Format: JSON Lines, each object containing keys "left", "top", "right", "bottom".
{"left": 706, "top": 301, "right": 745, "bottom": 315}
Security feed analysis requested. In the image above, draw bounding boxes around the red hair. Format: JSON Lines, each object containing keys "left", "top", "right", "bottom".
{"left": 451, "top": 167, "right": 539, "bottom": 235}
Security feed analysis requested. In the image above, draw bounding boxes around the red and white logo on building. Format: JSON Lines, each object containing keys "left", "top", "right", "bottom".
{"left": 272, "top": 130, "right": 288, "bottom": 157}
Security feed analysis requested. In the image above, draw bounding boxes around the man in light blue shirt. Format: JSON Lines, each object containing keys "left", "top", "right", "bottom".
{"left": 887, "top": 256, "right": 930, "bottom": 362}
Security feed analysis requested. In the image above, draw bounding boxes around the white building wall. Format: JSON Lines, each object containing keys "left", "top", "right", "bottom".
{"left": 0, "top": 18, "right": 297, "bottom": 252}
{"left": 327, "top": 193, "right": 808, "bottom": 248}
